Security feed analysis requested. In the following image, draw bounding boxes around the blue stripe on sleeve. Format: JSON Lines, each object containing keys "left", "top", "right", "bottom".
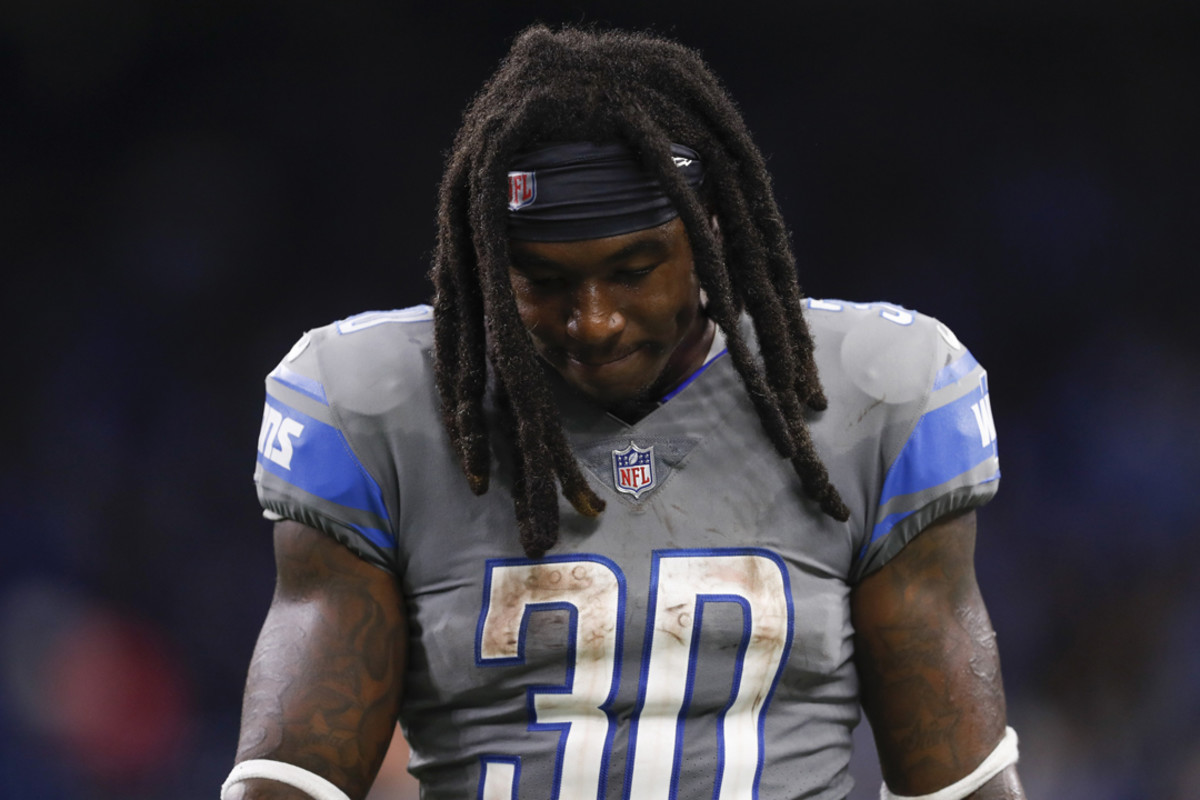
{"left": 348, "top": 524, "right": 396, "bottom": 551}
{"left": 932, "top": 351, "right": 979, "bottom": 391}
{"left": 867, "top": 509, "right": 917, "bottom": 550}
{"left": 269, "top": 363, "right": 329, "bottom": 405}
{"left": 877, "top": 384, "right": 998, "bottom": 509}
{"left": 256, "top": 395, "right": 393, "bottom": 544}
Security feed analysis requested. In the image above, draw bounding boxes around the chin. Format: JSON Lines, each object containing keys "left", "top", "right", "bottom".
{"left": 574, "top": 374, "right": 662, "bottom": 411}
{"left": 569, "top": 363, "right": 668, "bottom": 409}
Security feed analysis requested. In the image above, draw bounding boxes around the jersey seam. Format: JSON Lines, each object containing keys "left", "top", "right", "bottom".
{"left": 861, "top": 318, "right": 941, "bottom": 570}
{"left": 313, "top": 327, "right": 402, "bottom": 558}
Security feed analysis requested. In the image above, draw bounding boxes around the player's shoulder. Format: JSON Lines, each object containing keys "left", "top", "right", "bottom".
{"left": 266, "top": 304, "right": 436, "bottom": 416}
{"left": 301, "top": 304, "right": 435, "bottom": 357}
{"left": 803, "top": 298, "right": 976, "bottom": 404}
{"left": 803, "top": 297, "right": 952, "bottom": 341}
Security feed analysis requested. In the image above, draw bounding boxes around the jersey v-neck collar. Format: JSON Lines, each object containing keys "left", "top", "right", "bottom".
{"left": 550, "top": 319, "right": 741, "bottom": 438}
{"left": 547, "top": 319, "right": 751, "bottom": 504}
{"left": 659, "top": 323, "right": 727, "bottom": 404}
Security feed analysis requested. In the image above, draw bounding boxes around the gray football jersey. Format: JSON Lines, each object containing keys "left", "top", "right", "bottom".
{"left": 253, "top": 299, "right": 999, "bottom": 800}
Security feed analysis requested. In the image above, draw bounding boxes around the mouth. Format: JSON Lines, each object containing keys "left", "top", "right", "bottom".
{"left": 565, "top": 347, "right": 641, "bottom": 368}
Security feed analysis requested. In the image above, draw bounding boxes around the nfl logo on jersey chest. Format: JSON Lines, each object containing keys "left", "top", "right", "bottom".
{"left": 612, "top": 442, "right": 656, "bottom": 498}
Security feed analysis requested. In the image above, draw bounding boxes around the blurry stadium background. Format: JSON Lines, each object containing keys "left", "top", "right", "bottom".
{"left": 2, "top": 2, "right": 1197, "bottom": 798}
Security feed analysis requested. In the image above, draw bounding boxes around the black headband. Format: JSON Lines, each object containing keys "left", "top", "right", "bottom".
{"left": 506, "top": 141, "right": 704, "bottom": 242}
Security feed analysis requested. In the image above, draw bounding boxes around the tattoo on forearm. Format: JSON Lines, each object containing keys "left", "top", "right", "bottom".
{"left": 236, "top": 527, "right": 405, "bottom": 799}
{"left": 855, "top": 518, "right": 1008, "bottom": 791}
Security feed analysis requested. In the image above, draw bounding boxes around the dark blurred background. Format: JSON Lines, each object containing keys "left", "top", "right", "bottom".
{"left": 2, "top": 1, "right": 1197, "bottom": 798}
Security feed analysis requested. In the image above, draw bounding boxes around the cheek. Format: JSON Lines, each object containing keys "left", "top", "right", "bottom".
{"left": 509, "top": 283, "right": 542, "bottom": 326}
{"left": 653, "top": 273, "right": 701, "bottom": 331}
{"left": 512, "top": 294, "right": 535, "bottom": 327}
{"left": 512, "top": 293, "right": 562, "bottom": 343}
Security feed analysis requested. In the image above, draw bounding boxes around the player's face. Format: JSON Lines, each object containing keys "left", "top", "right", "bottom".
{"left": 508, "top": 218, "right": 711, "bottom": 410}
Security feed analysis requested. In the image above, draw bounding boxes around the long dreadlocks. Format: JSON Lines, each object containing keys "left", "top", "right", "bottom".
{"left": 431, "top": 24, "right": 850, "bottom": 558}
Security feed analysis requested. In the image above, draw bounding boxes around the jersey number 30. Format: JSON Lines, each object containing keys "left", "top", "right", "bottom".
{"left": 476, "top": 549, "right": 793, "bottom": 800}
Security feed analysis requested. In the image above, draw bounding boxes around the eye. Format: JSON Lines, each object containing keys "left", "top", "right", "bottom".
{"left": 527, "top": 275, "right": 566, "bottom": 290}
{"left": 511, "top": 269, "right": 565, "bottom": 291}
{"left": 613, "top": 264, "right": 659, "bottom": 284}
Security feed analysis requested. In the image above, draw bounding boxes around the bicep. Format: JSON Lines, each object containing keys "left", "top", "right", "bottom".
{"left": 232, "top": 520, "right": 407, "bottom": 800}
{"left": 851, "top": 510, "right": 1014, "bottom": 796}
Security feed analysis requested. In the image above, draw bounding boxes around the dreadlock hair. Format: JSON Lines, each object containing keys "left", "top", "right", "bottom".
{"left": 431, "top": 24, "right": 851, "bottom": 558}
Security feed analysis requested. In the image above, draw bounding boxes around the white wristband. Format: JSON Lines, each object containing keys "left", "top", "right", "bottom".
{"left": 880, "top": 726, "right": 1019, "bottom": 800}
{"left": 221, "top": 759, "right": 352, "bottom": 800}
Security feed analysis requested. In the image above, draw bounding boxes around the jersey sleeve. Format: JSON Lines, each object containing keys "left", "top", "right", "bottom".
{"left": 252, "top": 326, "right": 398, "bottom": 571}
{"left": 845, "top": 306, "right": 1000, "bottom": 582}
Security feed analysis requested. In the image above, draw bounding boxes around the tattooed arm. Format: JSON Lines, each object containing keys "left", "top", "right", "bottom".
{"left": 851, "top": 510, "right": 1026, "bottom": 799}
{"left": 226, "top": 520, "right": 407, "bottom": 800}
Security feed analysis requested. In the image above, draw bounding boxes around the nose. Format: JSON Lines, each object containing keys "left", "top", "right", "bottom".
{"left": 566, "top": 283, "right": 625, "bottom": 345}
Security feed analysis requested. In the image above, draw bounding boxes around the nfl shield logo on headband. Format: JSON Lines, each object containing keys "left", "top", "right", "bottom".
{"left": 612, "top": 441, "right": 656, "bottom": 499}
{"left": 508, "top": 171, "right": 536, "bottom": 210}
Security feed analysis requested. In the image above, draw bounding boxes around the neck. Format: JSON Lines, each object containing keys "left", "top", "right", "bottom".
{"left": 654, "top": 313, "right": 716, "bottom": 397}
{"left": 608, "top": 314, "right": 715, "bottom": 423}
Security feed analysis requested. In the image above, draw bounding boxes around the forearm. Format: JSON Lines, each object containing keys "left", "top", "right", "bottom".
{"left": 224, "top": 777, "right": 319, "bottom": 800}
{"left": 234, "top": 607, "right": 399, "bottom": 796}
{"left": 971, "top": 765, "right": 1025, "bottom": 799}
{"left": 878, "top": 740, "right": 1025, "bottom": 800}
{"left": 230, "top": 522, "right": 406, "bottom": 800}
{"left": 854, "top": 512, "right": 1026, "bottom": 799}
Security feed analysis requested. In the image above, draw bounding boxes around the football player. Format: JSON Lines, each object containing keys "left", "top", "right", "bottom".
{"left": 228, "top": 25, "right": 1025, "bottom": 800}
